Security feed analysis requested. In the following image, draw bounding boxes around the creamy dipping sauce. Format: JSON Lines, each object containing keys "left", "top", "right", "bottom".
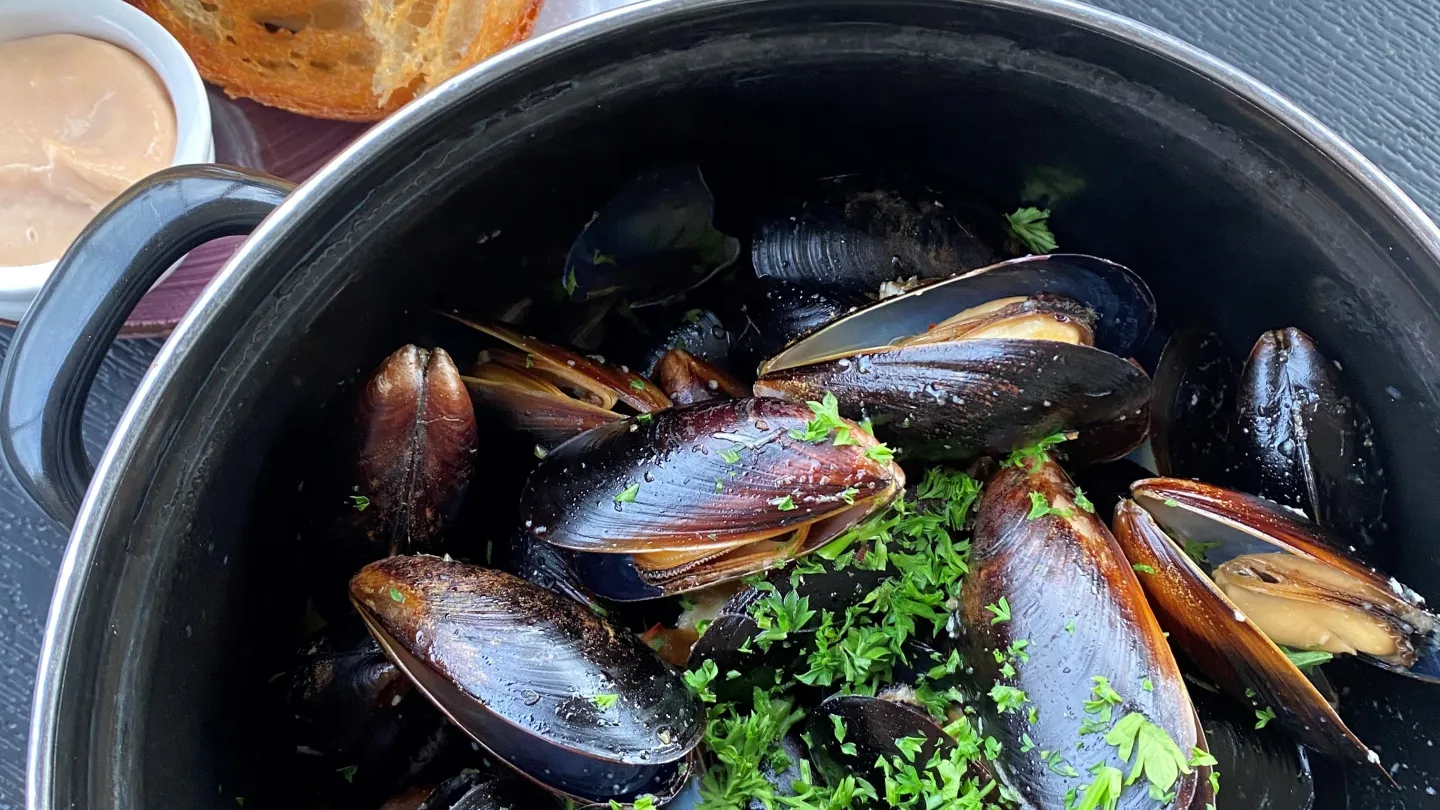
{"left": 0, "top": 34, "right": 176, "bottom": 266}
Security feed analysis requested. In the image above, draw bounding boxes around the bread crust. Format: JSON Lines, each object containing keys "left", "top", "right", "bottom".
{"left": 133, "top": 0, "right": 543, "bottom": 121}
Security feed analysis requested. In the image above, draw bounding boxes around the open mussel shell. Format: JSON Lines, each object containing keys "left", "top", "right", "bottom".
{"left": 350, "top": 345, "right": 477, "bottom": 557}
{"left": 759, "top": 253, "right": 1156, "bottom": 370}
{"left": 656, "top": 348, "right": 748, "bottom": 405}
{"left": 451, "top": 317, "right": 670, "bottom": 447}
{"left": 751, "top": 179, "right": 1001, "bottom": 291}
{"left": 1191, "top": 687, "right": 1315, "bottom": 810}
{"left": 521, "top": 398, "right": 904, "bottom": 600}
{"left": 562, "top": 162, "right": 741, "bottom": 307}
{"left": 961, "top": 457, "right": 1203, "bottom": 809}
{"left": 1112, "top": 496, "right": 1380, "bottom": 766}
{"left": 1236, "top": 327, "right": 1386, "bottom": 555}
{"left": 350, "top": 556, "right": 703, "bottom": 805}
{"left": 1149, "top": 325, "right": 1239, "bottom": 482}
{"left": 756, "top": 337, "right": 1150, "bottom": 464}
{"left": 1129, "top": 477, "right": 1439, "bottom": 683}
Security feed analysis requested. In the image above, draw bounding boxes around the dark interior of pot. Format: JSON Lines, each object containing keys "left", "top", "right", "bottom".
{"left": 55, "top": 2, "right": 1440, "bottom": 809}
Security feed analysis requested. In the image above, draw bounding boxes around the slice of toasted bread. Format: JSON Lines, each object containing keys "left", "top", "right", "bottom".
{"left": 133, "top": 0, "right": 542, "bottom": 121}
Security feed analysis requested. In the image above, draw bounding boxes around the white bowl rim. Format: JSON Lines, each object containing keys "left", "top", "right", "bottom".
{"left": 0, "top": 0, "right": 215, "bottom": 316}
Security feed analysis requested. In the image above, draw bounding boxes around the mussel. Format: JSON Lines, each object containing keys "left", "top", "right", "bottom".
{"left": 808, "top": 692, "right": 1001, "bottom": 799}
{"left": 1191, "top": 687, "right": 1315, "bottom": 810}
{"left": 521, "top": 398, "right": 904, "bottom": 600}
{"left": 1149, "top": 325, "right": 1239, "bottom": 482}
{"left": 751, "top": 179, "right": 1002, "bottom": 291}
{"left": 639, "top": 308, "right": 732, "bottom": 378}
{"left": 960, "top": 457, "right": 1206, "bottom": 809}
{"left": 562, "top": 163, "right": 741, "bottom": 308}
{"left": 1128, "top": 478, "right": 1437, "bottom": 684}
{"left": 1235, "top": 328, "right": 1386, "bottom": 554}
{"left": 754, "top": 254, "right": 1154, "bottom": 462}
{"left": 731, "top": 278, "right": 870, "bottom": 372}
{"left": 348, "top": 344, "right": 477, "bottom": 557}
{"left": 1111, "top": 478, "right": 1437, "bottom": 769}
{"left": 380, "top": 772, "right": 556, "bottom": 810}
{"left": 655, "top": 348, "right": 748, "bottom": 405}
{"left": 351, "top": 555, "right": 704, "bottom": 805}
{"left": 453, "top": 318, "right": 670, "bottom": 447}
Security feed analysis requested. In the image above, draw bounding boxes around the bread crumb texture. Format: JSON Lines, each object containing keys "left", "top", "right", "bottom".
{"left": 134, "top": 0, "right": 543, "bottom": 120}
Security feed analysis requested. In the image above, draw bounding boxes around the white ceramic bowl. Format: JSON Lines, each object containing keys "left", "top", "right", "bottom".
{"left": 0, "top": 0, "right": 215, "bottom": 323}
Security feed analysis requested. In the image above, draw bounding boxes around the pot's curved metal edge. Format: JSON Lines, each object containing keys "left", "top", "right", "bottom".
{"left": 27, "top": 0, "right": 1440, "bottom": 807}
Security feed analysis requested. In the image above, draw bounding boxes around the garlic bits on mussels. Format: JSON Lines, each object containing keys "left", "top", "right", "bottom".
{"left": 519, "top": 397, "right": 904, "bottom": 600}
{"left": 350, "top": 555, "right": 703, "bottom": 806}
{"left": 754, "top": 254, "right": 1154, "bottom": 463}
{"left": 960, "top": 457, "right": 1207, "bottom": 810}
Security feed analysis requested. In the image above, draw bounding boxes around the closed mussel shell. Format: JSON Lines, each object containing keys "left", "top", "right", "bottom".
{"left": 808, "top": 694, "right": 965, "bottom": 789}
{"left": 1149, "top": 325, "right": 1239, "bottom": 482}
{"left": 1236, "top": 327, "right": 1386, "bottom": 554}
{"left": 350, "top": 556, "right": 703, "bottom": 805}
{"left": 350, "top": 345, "right": 477, "bottom": 557}
{"left": 961, "top": 458, "right": 1203, "bottom": 809}
{"left": 1111, "top": 496, "right": 1379, "bottom": 766}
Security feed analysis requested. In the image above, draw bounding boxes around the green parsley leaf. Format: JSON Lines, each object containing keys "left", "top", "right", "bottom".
{"left": 683, "top": 308, "right": 703, "bottom": 323}
{"left": 629, "top": 379, "right": 647, "bottom": 391}
{"left": 336, "top": 764, "right": 358, "bottom": 783}
{"left": 524, "top": 352, "right": 535, "bottom": 368}
{"left": 863, "top": 443, "right": 896, "bottom": 463}
{"left": 533, "top": 445, "right": 548, "bottom": 459}
{"left": 894, "top": 736, "right": 927, "bottom": 762}
{"left": 1281, "top": 647, "right": 1335, "bottom": 672}
{"left": 1105, "top": 712, "right": 1193, "bottom": 794}
{"left": 1006, "top": 207, "right": 1057, "bottom": 253}
{"left": 839, "top": 486, "right": 860, "bottom": 505}
{"left": 858, "top": 417, "right": 875, "bottom": 436}
{"left": 636, "top": 412, "right": 653, "bottom": 424}
{"left": 1003, "top": 432, "right": 1068, "bottom": 469}
{"left": 1073, "top": 488, "right": 1096, "bottom": 513}
{"left": 1255, "top": 707, "right": 1276, "bottom": 729}
{"left": 1073, "top": 765, "right": 1124, "bottom": 810}
{"left": 990, "top": 684, "right": 1028, "bottom": 714}
{"left": 684, "top": 660, "right": 719, "bottom": 703}
{"left": 1020, "top": 733, "right": 1036, "bottom": 753}
{"left": 591, "top": 250, "right": 617, "bottom": 266}
{"left": 789, "top": 392, "right": 847, "bottom": 443}
{"left": 1133, "top": 563, "right": 1157, "bottom": 574}
{"left": 1065, "top": 619, "right": 1076, "bottom": 635}
{"left": 1027, "top": 490, "right": 1074, "bottom": 520}
{"left": 831, "top": 714, "right": 848, "bottom": 743}
{"left": 388, "top": 587, "right": 404, "bottom": 603}
{"left": 349, "top": 494, "right": 370, "bottom": 511}
{"left": 1164, "top": 498, "right": 1180, "bottom": 508}
{"left": 719, "top": 447, "right": 742, "bottom": 464}
{"left": 985, "top": 597, "right": 1011, "bottom": 624}
{"left": 1183, "top": 537, "right": 1221, "bottom": 565}
{"left": 770, "top": 495, "right": 797, "bottom": 511}
{"left": 563, "top": 268, "right": 579, "bottom": 295}
{"left": 1142, "top": 678, "right": 1154, "bottom": 692}
{"left": 1188, "top": 747, "right": 1218, "bottom": 768}
{"left": 715, "top": 479, "right": 724, "bottom": 493}
{"left": 1084, "top": 676, "right": 1124, "bottom": 716}
{"left": 613, "top": 483, "right": 640, "bottom": 503}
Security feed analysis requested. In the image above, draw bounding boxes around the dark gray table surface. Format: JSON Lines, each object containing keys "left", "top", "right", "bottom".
{"left": 3, "top": 0, "right": 1440, "bottom": 805}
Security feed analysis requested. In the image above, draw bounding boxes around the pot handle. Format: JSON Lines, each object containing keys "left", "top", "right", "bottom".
{"left": 0, "top": 165, "right": 295, "bottom": 527}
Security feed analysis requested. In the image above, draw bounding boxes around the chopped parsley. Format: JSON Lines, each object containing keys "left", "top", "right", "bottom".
{"left": 636, "top": 412, "right": 654, "bottom": 424}
{"left": 863, "top": 443, "right": 896, "bottom": 464}
{"left": 592, "top": 693, "right": 619, "bottom": 710}
{"left": 1281, "top": 647, "right": 1334, "bottom": 672}
{"left": 592, "top": 250, "right": 617, "bottom": 266}
{"left": 387, "top": 587, "right": 405, "bottom": 603}
{"left": 684, "top": 308, "right": 704, "bottom": 323}
{"left": 1065, "top": 619, "right": 1076, "bottom": 635}
{"left": 1003, "top": 432, "right": 1068, "bottom": 469}
{"left": 1132, "top": 563, "right": 1157, "bottom": 574}
{"left": 336, "top": 764, "right": 357, "bottom": 783}
{"left": 613, "top": 483, "right": 641, "bottom": 503}
{"left": 1141, "top": 678, "right": 1154, "bottom": 692}
{"left": 990, "top": 684, "right": 1029, "bottom": 714}
{"left": 770, "top": 495, "right": 798, "bottom": 511}
{"left": 831, "top": 714, "right": 848, "bottom": 742}
{"left": 1254, "top": 707, "right": 1276, "bottom": 729}
{"left": 1006, "top": 207, "right": 1058, "bottom": 253}
{"left": 1164, "top": 498, "right": 1180, "bottom": 508}
{"left": 684, "top": 659, "right": 719, "bottom": 703}
{"left": 349, "top": 494, "right": 369, "bottom": 511}
{"left": 719, "top": 447, "right": 742, "bottom": 464}
{"left": 1073, "top": 488, "right": 1096, "bottom": 513}
{"left": 629, "top": 379, "right": 647, "bottom": 391}
{"left": 985, "top": 597, "right": 1012, "bottom": 624}
{"left": 563, "top": 267, "right": 579, "bottom": 296}
{"left": 839, "top": 486, "right": 860, "bottom": 505}
{"left": 789, "top": 392, "right": 848, "bottom": 443}
{"left": 1073, "top": 764, "right": 1124, "bottom": 810}
{"left": 1183, "top": 537, "right": 1221, "bottom": 566}
{"left": 1105, "top": 712, "right": 1193, "bottom": 795}
{"left": 715, "top": 479, "right": 725, "bottom": 493}
{"left": 1027, "top": 491, "right": 1074, "bottom": 520}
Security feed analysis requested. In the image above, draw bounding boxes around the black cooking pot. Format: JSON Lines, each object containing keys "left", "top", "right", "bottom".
{"left": 7, "top": 0, "right": 1440, "bottom": 807}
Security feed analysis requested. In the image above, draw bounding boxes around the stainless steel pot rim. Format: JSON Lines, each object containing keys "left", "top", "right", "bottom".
{"left": 27, "top": 0, "right": 1440, "bottom": 807}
